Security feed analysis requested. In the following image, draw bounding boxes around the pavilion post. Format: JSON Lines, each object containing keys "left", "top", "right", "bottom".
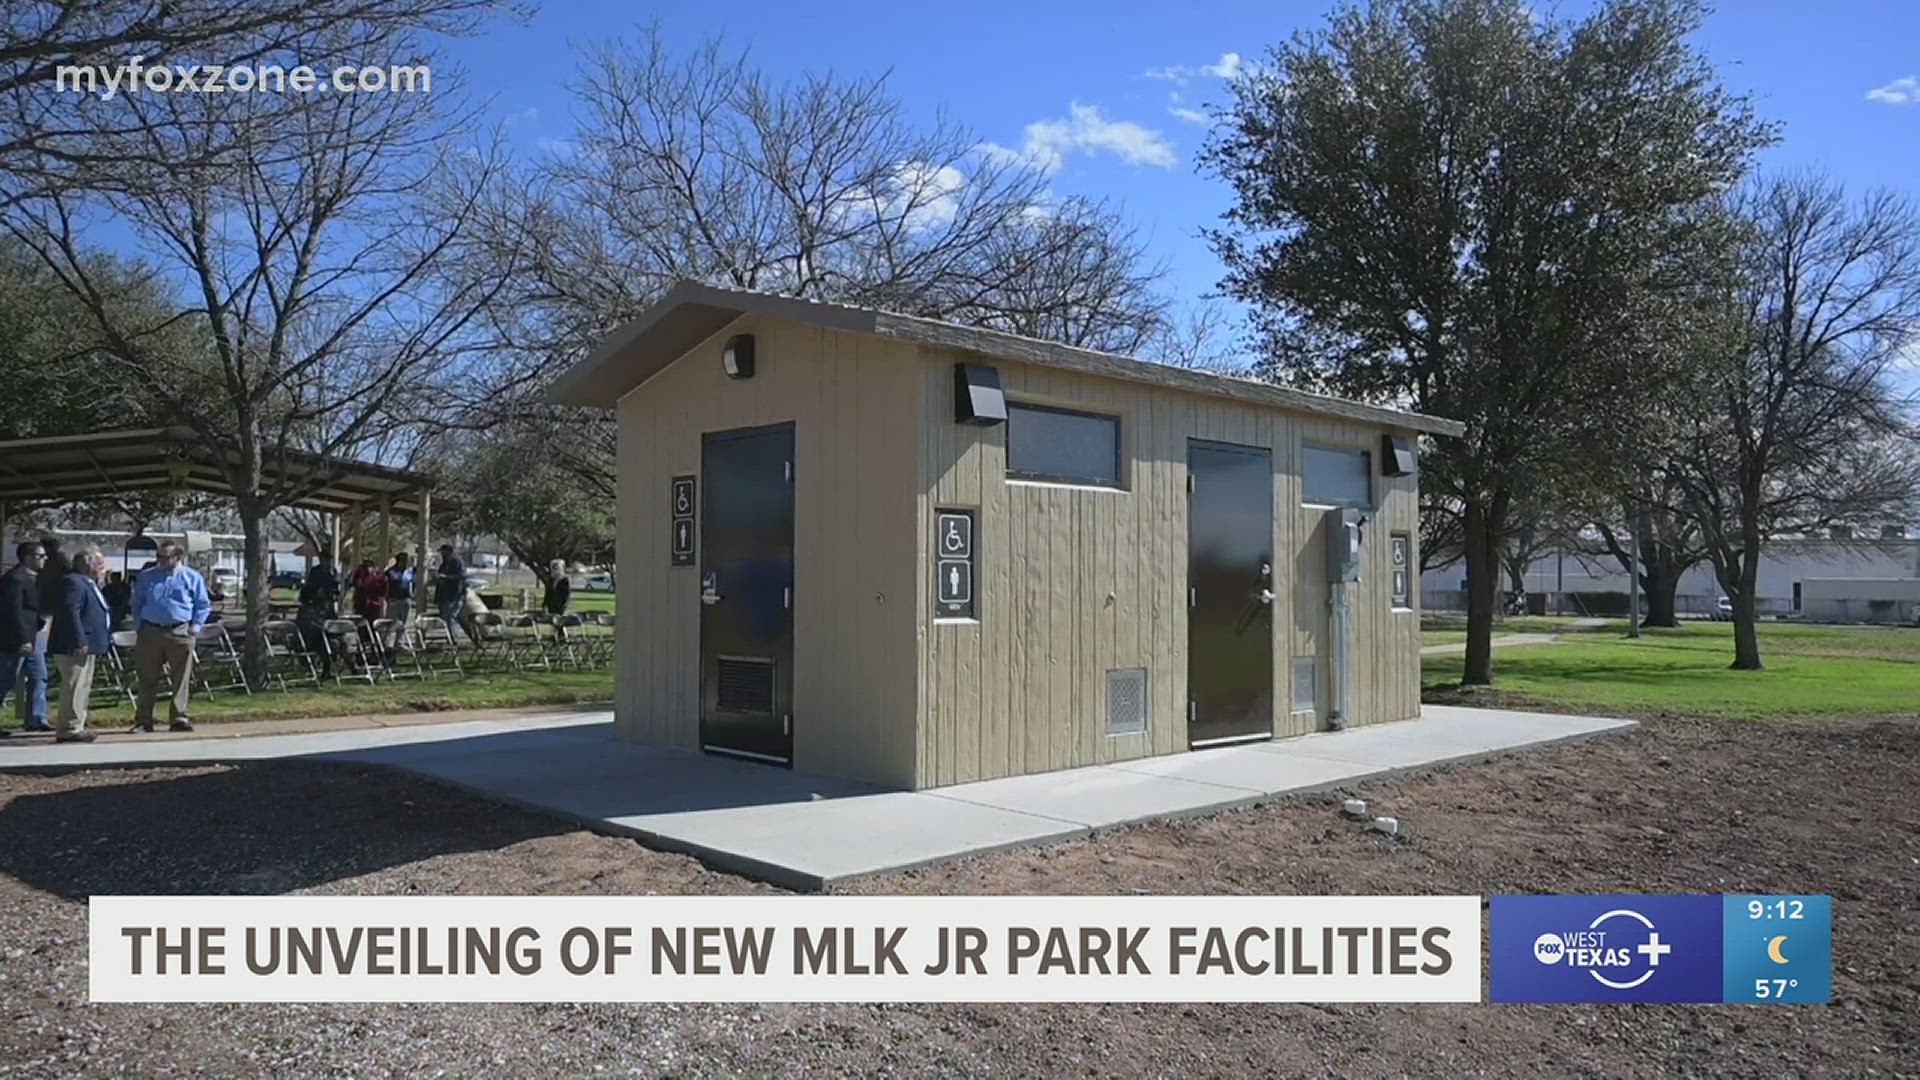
{"left": 378, "top": 495, "right": 392, "bottom": 563}
{"left": 413, "top": 489, "right": 431, "bottom": 611}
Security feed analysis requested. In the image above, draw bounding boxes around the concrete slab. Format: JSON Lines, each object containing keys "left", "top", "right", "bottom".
{"left": 0, "top": 704, "right": 1636, "bottom": 890}
{"left": 605, "top": 793, "right": 1087, "bottom": 890}
{"left": 931, "top": 764, "right": 1261, "bottom": 829}
{"left": 1102, "top": 743, "right": 1375, "bottom": 794}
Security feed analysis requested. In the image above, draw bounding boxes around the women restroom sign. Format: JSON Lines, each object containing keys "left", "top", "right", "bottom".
{"left": 936, "top": 510, "right": 975, "bottom": 619}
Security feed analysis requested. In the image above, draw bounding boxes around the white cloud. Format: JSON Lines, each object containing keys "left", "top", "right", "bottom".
{"left": 1867, "top": 77, "right": 1920, "bottom": 105}
{"left": 1145, "top": 53, "right": 1244, "bottom": 85}
{"left": 830, "top": 161, "right": 970, "bottom": 233}
{"left": 1168, "top": 91, "right": 1208, "bottom": 126}
{"left": 982, "top": 103, "right": 1177, "bottom": 175}
{"left": 1203, "top": 52, "right": 1243, "bottom": 79}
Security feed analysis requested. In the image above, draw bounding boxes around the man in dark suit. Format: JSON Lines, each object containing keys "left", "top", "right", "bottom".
{"left": 0, "top": 541, "right": 50, "bottom": 736}
{"left": 48, "top": 545, "right": 109, "bottom": 743}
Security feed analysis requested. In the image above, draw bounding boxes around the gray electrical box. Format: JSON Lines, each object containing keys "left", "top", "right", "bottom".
{"left": 1328, "top": 508, "right": 1366, "bottom": 583}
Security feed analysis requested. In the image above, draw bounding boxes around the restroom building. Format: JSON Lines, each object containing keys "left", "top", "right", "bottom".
{"left": 547, "top": 283, "right": 1464, "bottom": 790}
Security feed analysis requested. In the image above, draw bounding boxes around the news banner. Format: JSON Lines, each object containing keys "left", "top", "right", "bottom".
{"left": 88, "top": 893, "right": 1830, "bottom": 1004}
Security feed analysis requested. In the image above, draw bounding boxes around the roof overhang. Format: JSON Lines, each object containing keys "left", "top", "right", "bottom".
{"left": 0, "top": 427, "right": 435, "bottom": 515}
{"left": 545, "top": 282, "right": 1468, "bottom": 438}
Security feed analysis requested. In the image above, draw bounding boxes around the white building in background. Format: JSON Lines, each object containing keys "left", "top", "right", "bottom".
{"left": 1421, "top": 529, "right": 1920, "bottom": 619}
{"left": 2, "top": 529, "right": 308, "bottom": 577}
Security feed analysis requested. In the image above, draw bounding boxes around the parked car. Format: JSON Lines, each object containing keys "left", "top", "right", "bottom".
{"left": 584, "top": 571, "right": 615, "bottom": 591}
{"left": 1713, "top": 596, "right": 1733, "bottom": 621}
{"left": 269, "top": 570, "right": 304, "bottom": 591}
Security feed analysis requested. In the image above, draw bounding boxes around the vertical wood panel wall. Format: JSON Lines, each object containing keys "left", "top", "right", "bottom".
{"left": 616, "top": 315, "right": 922, "bottom": 788}
{"left": 914, "top": 347, "right": 1421, "bottom": 788}
{"left": 614, "top": 314, "right": 1422, "bottom": 792}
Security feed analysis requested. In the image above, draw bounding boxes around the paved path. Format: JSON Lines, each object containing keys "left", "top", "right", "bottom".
{"left": 1419, "top": 617, "right": 1611, "bottom": 656}
{"left": 0, "top": 704, "right": 1635, "bottom": 891}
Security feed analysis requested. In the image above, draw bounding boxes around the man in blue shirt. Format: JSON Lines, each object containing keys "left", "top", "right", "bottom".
{"left": 130, "top": 541, "right": 211, "bottom": 733}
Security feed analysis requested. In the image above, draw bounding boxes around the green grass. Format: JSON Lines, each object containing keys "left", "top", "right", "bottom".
{"left": 570, "top": 591, "right": 616, "bottom": 614}
{"left": 1423, "top": 621, "right": 1920, "bottom": 719}
{"left": 71, "top": 667, "right": 613, "bottom": 725}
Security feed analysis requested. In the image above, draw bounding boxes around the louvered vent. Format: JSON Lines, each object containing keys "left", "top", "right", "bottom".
{"left": 1106, "top": 668, "right": 1148, "bottom": 735}
{"left": 716, "top": 656, "right": 776, "bottom": 714}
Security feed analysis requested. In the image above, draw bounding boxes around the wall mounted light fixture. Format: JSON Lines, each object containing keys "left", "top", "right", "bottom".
{"left": 723, "top": 334, "right": 756, "bottom": 379}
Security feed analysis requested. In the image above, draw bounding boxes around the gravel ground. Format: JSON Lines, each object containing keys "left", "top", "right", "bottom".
{"left": 0, "top": 714, "right": 1914, "bottom": 1078}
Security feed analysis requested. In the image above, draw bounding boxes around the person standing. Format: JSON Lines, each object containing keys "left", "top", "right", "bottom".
{"left": 433, "top": 545, "right": 467, "bottom": 626}
{"left": 129, "top": 541, "right": 210, "bottom": 733}
{"left": 48, "top": 546, "right": 109, "bottom": 743}
{"left": 102, "top": 571, "right": 133, "bottom": 630}
{"left": 384, "top": 552, "right": 415, "bottom": 627}
{"left": 544, "top": 560, "right": 573, "bottom": 616}
{"left": 350, "top": 559, "right": 388, "bottom": 620}
{"left": 0, "top": 542, "right": 50, "bottom": 735}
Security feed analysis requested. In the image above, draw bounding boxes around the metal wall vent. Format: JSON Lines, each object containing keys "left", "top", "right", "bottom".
{"left": 1292, "top": 656, "right": 1318, "bottom": 713}
{"left": 716, "top": 656, "right": 776, "bottom": 714}
{"left": 1106, "top": 668, "right": 1149, "bottom": 736}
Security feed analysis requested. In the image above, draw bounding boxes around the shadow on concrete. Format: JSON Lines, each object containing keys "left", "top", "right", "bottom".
{"left": 0, "top": 761, "right": 573, "bottom": 900}
{"left": 311, "top": 721, "right": 891, "bottom": 820}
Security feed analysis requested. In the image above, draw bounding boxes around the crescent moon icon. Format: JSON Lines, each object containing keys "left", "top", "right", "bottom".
{"left": 1767, "top": 935, "right": 1790, "bottom": 964}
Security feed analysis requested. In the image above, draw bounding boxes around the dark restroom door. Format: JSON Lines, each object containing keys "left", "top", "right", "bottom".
{"left": 1187, "top": 440, "right": 1275, "bottom": 746}
{"left": 700, "top": 423, "right": 795, "bottom": 765}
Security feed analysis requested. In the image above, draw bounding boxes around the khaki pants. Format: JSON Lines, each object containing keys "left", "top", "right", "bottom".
{"left": 134, "top": 622, "right": 196, "bottom": 726}
{"left": 55, "top": 652, "right": 96, "bottom": 734}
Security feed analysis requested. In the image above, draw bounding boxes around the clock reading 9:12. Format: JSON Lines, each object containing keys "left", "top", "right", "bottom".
{"left": 1748, "top": 898, "right": 1805, "bottom": 920}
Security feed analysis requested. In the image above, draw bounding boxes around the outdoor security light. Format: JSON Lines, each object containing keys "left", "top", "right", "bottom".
{"left": 723, "top": 334, "right": 756, "bottom": 379}
{"left": 953, "top": 362, "right": 1007, "bottom": 425}
{"left": 1380, "top": 434, "right": 1415, "bottom": 476}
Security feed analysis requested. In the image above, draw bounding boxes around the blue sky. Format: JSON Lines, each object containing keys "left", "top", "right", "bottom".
{"left": 446, "top": 0, "right": 1920, "bottom": 346}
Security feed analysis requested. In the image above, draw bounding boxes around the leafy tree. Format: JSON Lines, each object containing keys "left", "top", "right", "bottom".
{"left": 445, "top": 423, "right": 614, "bottom": 602}
{"left": 1202, "top": 0, "right": 1772, "bottom": 683}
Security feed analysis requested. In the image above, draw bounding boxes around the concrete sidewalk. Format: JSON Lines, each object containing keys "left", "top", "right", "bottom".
{"left": 0, "top": 704, "right": 1634, "bottom": 890}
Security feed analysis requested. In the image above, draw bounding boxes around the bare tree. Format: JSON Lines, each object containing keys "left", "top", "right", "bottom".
{"left": 1149, "top": 297, "right": 1247, "bottom": 372}
{"left": 434, "top": 27, "right": 1168, "bottom": 500}
{"left": 1671, "top": 174, "right": 1920, "bottom": 668}
{"left": 5, "top": 49, "right": 508, "bottom": 679}
{"left": 1, "top": 0, "right": 511, "bottom": 207}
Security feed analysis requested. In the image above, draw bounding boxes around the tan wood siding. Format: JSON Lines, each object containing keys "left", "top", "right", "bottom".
{"left": 616, "top": 316, "right": 922, "bottom": 788}
{"left": 914, "top": 349, "right": 1420, "bottom": 787}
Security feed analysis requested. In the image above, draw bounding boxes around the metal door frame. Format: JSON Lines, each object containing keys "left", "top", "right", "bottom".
{"left": 699, "top": 421, "right": 795, "bottom": 766}
{"left": 1186, "top": 438, "right": 1277, "bottom": 749}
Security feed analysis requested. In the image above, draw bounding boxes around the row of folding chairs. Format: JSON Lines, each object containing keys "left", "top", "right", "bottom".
{"left": 251, "top": 610, "right": 618, "bottom": 687}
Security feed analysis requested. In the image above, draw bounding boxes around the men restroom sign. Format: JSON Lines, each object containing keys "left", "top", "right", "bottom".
{"left": 671, "top": 475, "right": 696, "bottom": 565}
{"left": 935, "top": 509, "right": 975, "bottom": 619}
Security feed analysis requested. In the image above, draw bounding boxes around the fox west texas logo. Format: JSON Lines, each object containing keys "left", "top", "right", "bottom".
{"left": 1492, "top": 895, "right": 1721, "bottom": 1003}
{"left": 1530, "top": 908, "right": 1671, "bottom": 990}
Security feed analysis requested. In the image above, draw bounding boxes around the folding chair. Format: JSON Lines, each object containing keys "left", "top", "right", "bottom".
{"left": 374, "top": 618, "right": 424, "bottom": 681}
{"left": 501, "top": 613, "right": 549, "bottom": 671}
{"left": 194, "top": 624, "right": 252, "bottom": 696}
{"left": 261, "top": 620, "right": 319, "bottom": 689}
{"left": 413, "top": 616, "right": 464, "bottom": 678}
{"left": 106, "top": 630, "right": 140, "bottom": 706}
{"left": 550, "top": 613, "right": 587, "bottom": 670}
{"left": 322, "top": 619, "right": 380, "bottom": 685}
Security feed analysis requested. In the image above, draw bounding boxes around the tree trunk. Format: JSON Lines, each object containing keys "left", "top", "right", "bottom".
{"left": 1730, "top": 586, "right": 1763, "bottom": 670}
{"left": 1642, "top": 560, "right": 1680, "bottom": 628}
{"left": 238, "top": 503, "right": 273, "bottom": 687}
{"left": 1461, "top": 498, "right": 1500, "bottom": 685}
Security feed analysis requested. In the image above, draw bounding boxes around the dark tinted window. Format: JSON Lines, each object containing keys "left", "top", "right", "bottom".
{"left": 1007, "top": 404, "right": 1121, "bottom": 487}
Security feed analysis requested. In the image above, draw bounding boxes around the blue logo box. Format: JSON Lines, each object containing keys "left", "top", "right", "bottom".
{"left": 1492, "top": 894, "right": 1831, "bottom": 1004}
{"left": 1492, "top": 894, "right": 1724, "bottom": 1003}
